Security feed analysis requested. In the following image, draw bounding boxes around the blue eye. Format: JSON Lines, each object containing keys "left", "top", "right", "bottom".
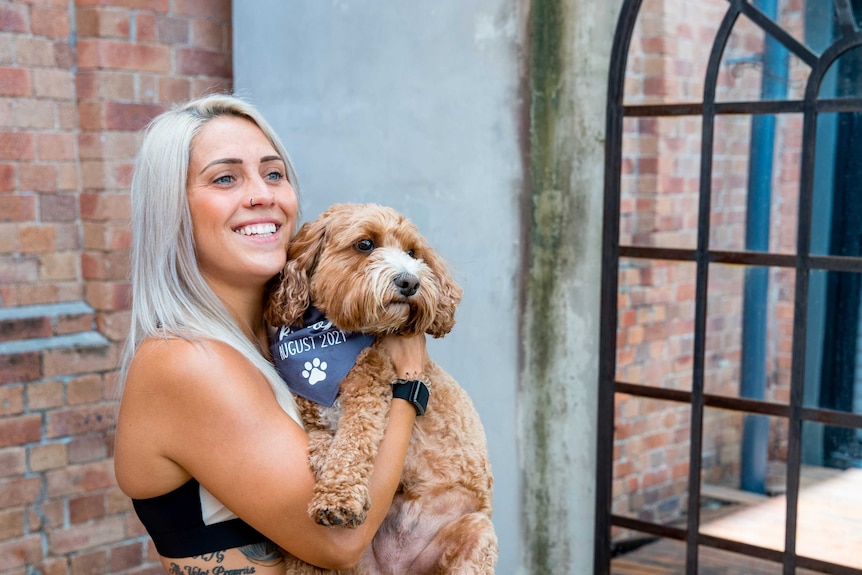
{"left": 355, "top": 239, "right": 374, "bottom": 253}
{"left": 266, "top": 170, "right": 284, "bottom": 182}
{"left": 214, "top": 175, "right": 234, "bottom": 185}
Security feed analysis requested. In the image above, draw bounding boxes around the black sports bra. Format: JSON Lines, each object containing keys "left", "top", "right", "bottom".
{"left": 131, "top": 478, "right": 269, "bottom": 558}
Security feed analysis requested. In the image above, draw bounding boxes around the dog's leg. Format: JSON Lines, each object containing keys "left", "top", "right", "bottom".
{"left": 308, "top": 343, "right": 396, "bottom": 528}
{"left": 410, "top": 513, "right": 499, "bottom": 575}
{"left": 283, "top": 552, "right": 338, "bottom": 575}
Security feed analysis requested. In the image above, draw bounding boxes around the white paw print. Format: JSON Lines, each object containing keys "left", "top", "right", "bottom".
{"left": 302, "top": 357, "right": 328, "bottom": 385}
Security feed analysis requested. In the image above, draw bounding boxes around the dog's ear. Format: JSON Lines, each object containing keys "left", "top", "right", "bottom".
{"left": 264, "top": 218, "right": 329, "bottom": 327}
{"left": 423, "top": 247, "right": 464, "bottom": 338}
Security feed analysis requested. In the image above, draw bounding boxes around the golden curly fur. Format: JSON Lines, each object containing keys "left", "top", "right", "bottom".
{"left": 264, "top": 203, "right": 498, "bottom": 574}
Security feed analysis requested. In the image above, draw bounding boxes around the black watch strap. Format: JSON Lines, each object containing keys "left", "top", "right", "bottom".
{"left": 392, "top": 379, "right": 429, "bottom": 416}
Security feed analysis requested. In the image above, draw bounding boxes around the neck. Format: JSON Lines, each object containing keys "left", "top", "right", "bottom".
{"left": 208, "top": 280, "right": 269, "bottom": 349}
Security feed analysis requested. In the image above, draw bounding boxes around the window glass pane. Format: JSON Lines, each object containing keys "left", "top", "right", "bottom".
{"left": 797, "top": 422, "right": 862, "bottom": 570}
{"left": 804, "top": 270, "right": 862, "bottom": 418}
{"left": 611, "top": 531, "right": 687, "bottom": 574}
{"left": 716, "top": 10, "right": 810, "bottom": 103}
{"left": 699, "top": 547, "right": 785, "bottom": 574}
{"left": 613, "top": 396, "right": 690, "bottom": 527}
{"left": 621, "top": 116, "right": 702, "bottom": 250}
{"left": 705, "top": 264, "right": 795, "bottom": 402}
{"left": 820, "top": 45, "right": 862, "bottom": 100}
{"left": 624, "top": 0, "right": 727, "bottom": 105}
{"left": 710, "top": 114, "right": 802, "bottom": 254}
{"left": 617, "top": 258, "right": 696, "bottom": 390}
{"left": 810, "top": 112, "right": 862, "bottom": 257}
{"left": 700, "top": 408, "right": 787, "bottom": 551}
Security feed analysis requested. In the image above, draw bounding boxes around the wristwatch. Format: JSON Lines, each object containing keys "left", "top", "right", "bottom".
{"left": 392, "top": 378, "right": 430, "bottom": 416}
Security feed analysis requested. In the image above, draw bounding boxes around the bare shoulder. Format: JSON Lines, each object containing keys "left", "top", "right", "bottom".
{"left": 115, "top": 336, "right": 297, "bottom": 498}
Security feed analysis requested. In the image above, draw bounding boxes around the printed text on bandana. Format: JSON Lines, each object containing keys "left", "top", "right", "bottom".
{"left": 270, "top": 307, "right": 374, "bottom": 407}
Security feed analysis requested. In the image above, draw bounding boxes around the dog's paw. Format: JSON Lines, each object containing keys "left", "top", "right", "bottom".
{"left": 310, "top": 493, "right": 371, "bottom": 528}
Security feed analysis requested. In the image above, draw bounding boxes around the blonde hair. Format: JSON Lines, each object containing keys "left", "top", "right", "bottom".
{"left": 119, "top": 94, "right": 302, "bottom": 425}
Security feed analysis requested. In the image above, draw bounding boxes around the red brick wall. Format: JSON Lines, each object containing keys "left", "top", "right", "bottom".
{"left": 0, "top": 1, "right": 232, "bottom": 572}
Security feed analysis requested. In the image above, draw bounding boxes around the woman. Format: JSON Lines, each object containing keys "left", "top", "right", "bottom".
{"left": 113, "top": 94, "right": 428, "bottom": 573}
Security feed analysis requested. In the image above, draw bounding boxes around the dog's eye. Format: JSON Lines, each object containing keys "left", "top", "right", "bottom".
{"left": 355, "top": 239, "right": 374, "bottom": 253}
{"left": 406, "top": 249, "right": 416, "bottom": 258}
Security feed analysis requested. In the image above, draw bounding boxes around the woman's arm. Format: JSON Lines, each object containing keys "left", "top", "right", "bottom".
{"left": 115, "top": 333, "right": 427, "bottom": 570}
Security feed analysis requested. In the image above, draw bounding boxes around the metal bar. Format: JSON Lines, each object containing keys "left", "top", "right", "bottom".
{"left": 595, "top": 0, "right": 643, "bottom": 572}
{"left": 611, "top": 515, "right": 687, "bottom": 540}
{"left": 624, "top": 98, "right": 862, "bottom": 117}
{"left": 739, "top": 0, "right": 819, "bottom": 67}
{"left": 684, "top": 3, "right": 741, "bottom": 572}
{"left": 697, "top": 533, "right": 785, "bottom": 563}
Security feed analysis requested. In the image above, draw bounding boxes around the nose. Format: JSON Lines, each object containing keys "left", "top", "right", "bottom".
{"left": 250, "top": 175, "right": 276, "bottom": 207}
{"left": 394, "top": 273, "right": 419, "bottom": 298}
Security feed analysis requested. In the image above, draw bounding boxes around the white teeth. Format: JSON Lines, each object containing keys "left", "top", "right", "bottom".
{"left": 235, "top": 223, "right": 277, "bottom": 236}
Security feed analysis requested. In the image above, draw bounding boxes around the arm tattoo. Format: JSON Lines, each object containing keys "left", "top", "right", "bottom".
{"left": 239, "top": 540, "right": 284, "bottom": 566}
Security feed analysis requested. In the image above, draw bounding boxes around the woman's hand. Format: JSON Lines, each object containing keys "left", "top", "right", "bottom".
{"left": 379, "top": 332, "right": 429, "bottom": 379}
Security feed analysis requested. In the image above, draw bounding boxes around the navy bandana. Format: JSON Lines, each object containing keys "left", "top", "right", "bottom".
{"left": 270, "top": 307, "right": 375, "bottom": 407}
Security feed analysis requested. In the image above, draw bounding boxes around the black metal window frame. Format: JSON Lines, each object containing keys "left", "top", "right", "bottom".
{"left": 596, "top": 0, "right": 862, "bottom": 574}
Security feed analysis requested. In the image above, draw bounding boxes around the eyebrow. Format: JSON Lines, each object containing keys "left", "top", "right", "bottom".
{"left": 199, "top": 155, "right": 284, "bottom": 175}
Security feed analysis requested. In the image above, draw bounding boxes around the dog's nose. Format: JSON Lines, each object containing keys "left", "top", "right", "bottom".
{"left": 394, "top": 273, "right": 419, "bottom": 297}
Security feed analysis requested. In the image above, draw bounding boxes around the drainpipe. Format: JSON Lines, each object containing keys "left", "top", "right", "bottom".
{"left": 740, "top": 0, "right": 788, "bottom": 494}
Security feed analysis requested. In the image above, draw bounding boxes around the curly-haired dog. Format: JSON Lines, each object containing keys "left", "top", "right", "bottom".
{"left": 265, "top": 203, "right": 498, "bottom": 574}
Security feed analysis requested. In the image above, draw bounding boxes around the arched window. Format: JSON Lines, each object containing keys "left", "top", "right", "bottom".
{"left": 597, "top": 0, "right": 862, "bottom": 572}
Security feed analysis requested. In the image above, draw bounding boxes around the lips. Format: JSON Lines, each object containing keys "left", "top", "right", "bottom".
{"left": 235, "top": 223, "right": 278, "bottom": 237}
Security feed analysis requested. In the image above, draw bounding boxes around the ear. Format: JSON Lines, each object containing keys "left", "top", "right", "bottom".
{"left": 263, "top": 218, "right": 329, "bottom": 327}
{"left": 423, "top": 247, "right": 463, "bottom": 338}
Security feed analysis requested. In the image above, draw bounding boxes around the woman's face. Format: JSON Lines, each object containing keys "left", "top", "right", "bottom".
{"left": 187, "top": 115, "right": 297, "bottom": 294}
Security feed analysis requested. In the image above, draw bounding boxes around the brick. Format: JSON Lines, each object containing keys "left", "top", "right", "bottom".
{"left": 86, "top": 282, "right": 131, "bottom": 313}
{"left": 0, "top": 384, "right": 23, "bottom": 415}
{"left": 46, "top": 404, "right": 117, "bottom": 438}
{"left": 0, "top": 133, "right": 34, "bottom": 160}
{"left": 0, "top": 447, "right": 26, "bottom": 477}
{"left": 55, "top": 313, "right": 96, "bottom": 336}
{"left": 0, "top": 507, "right": 25, "bottom": 539}
{"left": 37, "top": 133, "right": 76, "bottom": 162}
{"left": 15, "top": 37, "right": 56, "bottom": 68}
{"left": 68, "top": 433, "right": 109, "bottom": 464}
{"left": 76, "top": 7, "right": 131, "bottom": 39}
{"left": 156, "top": 15, "right": 188, "bottom": 44}
{"left": 52, "top": 222, "right": 81, "bottom": 251}
{"left": 104, "top": 102, "right": 163, "bottom": 131}
{"left": 109, "top": 541, "right": 145, "bottom": 573}
{"left": 69, "top": 493, "right": 106, "bottom": 525}
{"left": 0, "top": 223, "right": 17, "bottom": 253}
{"left": 27, "top": 379, "right": 64, "bottom": 410}
{"left": 96, "top": 310, "right": 129, "bottom": 341}
{"left": 174, "top": 0, "right": 230, "bottom": 20}
{"left": 0, "top": 4, "right": 29, "bottom": 34}
{"left": 20, "top": 225, "right": 56, "bottom": 253}
{"left": 38, "top": 499, "right": 65, "bottom": 531}
{"left": 79, "top": 159, "right": 105, "bottom": 188}
{"left": 0, "top": 352, "right": 41, "bottom": 384}
{"left": 75, "top": 0, "right": 169, "bottom": 11}
{"left": 55, "top": 40, "right": 75, "bottom": 68}
{"left": 0, "top": 67, "right": 31, "bottom": 97}
{"left": 177, "top": 47, "right": 229, "bottom": 78}
{"left": 0, "top": 534, "right": 41, "bottom": 570}
{"left": 31, "top": 6, "right": 70, "bottom": 39}
{"left": 70, "top": 548, "right": 108, "bottom": 575}
{"left": 67, "top": 374, "right": 102, "bottom": 405}
{"left": 41, "top": 194, "right": 78, "bottom": 222}
{"left": 29, "top": 442, "right": 67, "bottom": 472}
{"left": 39, "top": 557, "right": 71, "bottom": 575}
{"left": 83, "top": 222, "right": 131, "bottom": 251}
{"left": 39, "top": 251, "right": 79, "bottom": 281}
{"left": 0, "top": 477, "right": 40, "bottom": 510}
{"left": 14, "top": 98, "right": 56, "bottom": 130}
{"left": 0, "top": 316, "right": 52, "bottom": 343}
{"left": 77, "top": 39, "right": 170, "bottom": 73}
{"left": 57, "top": 163, "right": 80, "bottom": 191}
{"left": 81, "top": 251, "right": 129, "bottom": 281}
{"left": 0, "top": 163, "right": 14, "bottom": 191}
{"left": 135, "top": 12, "right": 156, "bottom": 42}
{"left": 80, "top": 193, "right": 130, "bottom": 221}
{"left": 19, "top": 163, "right": 58, "bottom": 192}
{"left": 45, "top": 460, "right": 115, "bottom": 498}
{"left": 0, "top": 195, "right": 36, "bottom": 221}
{"left": 0, "top": 414, "right": 41, "bottom": 448}
{"left": 33, "top": 68, "right": 74, "bottom": 99}
{"left": 78, "top": 131, "right": 137, "bottom": 160}
{"left": 49, "top": 515, "right": 125, "bottom": 556}
{"left": 157, "top": 76, "right": 190, "bottom": 102}
{"left": 191, "top": 20, "right": 225, "bottom": 51}
{"left": 42, "top": 341, "right": 118, "bottom": 378}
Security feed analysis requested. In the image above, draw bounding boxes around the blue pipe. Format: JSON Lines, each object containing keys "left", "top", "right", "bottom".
{"left": 740, "top": 0, "right": 788, "bottom": 494}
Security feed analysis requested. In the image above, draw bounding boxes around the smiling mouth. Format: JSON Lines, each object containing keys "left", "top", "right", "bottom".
{"left": 234, "top": 223, "right": 279, "bottom": 237}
